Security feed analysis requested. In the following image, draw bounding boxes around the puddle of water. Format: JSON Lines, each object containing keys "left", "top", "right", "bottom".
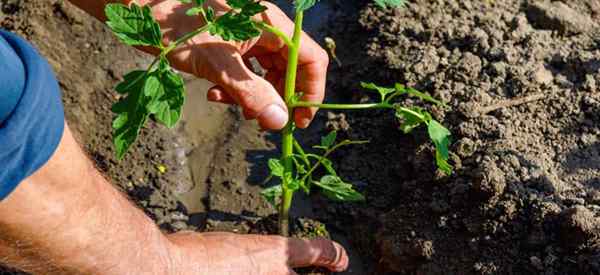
{"left": 177, "top": 79, "right": 231, "bottom": 214}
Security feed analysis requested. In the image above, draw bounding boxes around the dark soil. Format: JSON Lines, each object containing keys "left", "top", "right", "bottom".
{"left": 1, "top": 0, "right": 600, "bottom": 275}
{"left": 315, "top": 0, "right": 600, "bottom": 274}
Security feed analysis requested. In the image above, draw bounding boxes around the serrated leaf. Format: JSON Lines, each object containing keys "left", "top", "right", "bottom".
{"left": 112, "top": 62, "right": 185, "bottom": 158}
{"left": 105, "top": 3, "right": 163, "bottom": 47}
{"left": 373, "top": 0, "right": 406, "bottom": 8}
{"left": 320, "top": 131, "right": 337, "bottom": 148}
{"left": 294, "top": 0, "right": 319, "bottom": 12}
{"left": 395, "top": 106, "right": 430, "bottom": 133}
{"left": 268, "top": 158, "right": 284, "bottom": 177}
{"left": 261, "top": 185, "right": 282, "bottom": 207}
{"left": 427, "top": 120, "right": 452, "bottom": 174}
{"left": 361, "top": 82, "right": 395, "bottom": 102}
{"left": 226, "top": 0, "right": 249, "bottom": 9}
{"left": 209, "top": 12, "right": 261, "bottom": 41}
{"left": 116, "top": 70, "right": 146, "bottom": 94}
{"left": 314, "top": 175, "right": 365, "bottom": 202}
{"left": 111, "top": 72, "right": 151, "bottom": 159}
{"left": 206, "top": 7, "right": 215, "bottom": 21}
{"left": 241, "top": 2, "right": 267, "bottom": 16}
{"left": 148, "top": 60, "right": 185, "bottom": 128}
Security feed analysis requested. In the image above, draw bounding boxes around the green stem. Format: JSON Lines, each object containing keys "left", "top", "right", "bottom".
{"left": 300, "top": 140, "right": 368, "bottom": 183}
{"left": 291, "top": 101, "right": 394, "bottom": 110}
{"left": 164, "top": 24, "right": 212, "bottom": 55}
{"left": 255, "top": 21, "right": 293, "bottom": 47}
{"left": 279, "top": 10, "right": 304, "bottom": 237}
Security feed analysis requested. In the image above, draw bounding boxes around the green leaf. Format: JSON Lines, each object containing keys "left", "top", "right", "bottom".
{"left": 395, "top": 106, "right": 430, "bottom": 133}
{"left": 115, "top": 70, "right": 146, "bottom": 94}
{"left": 209, "top": 12, "right": 261, "bottom": 41}
{"left": 321, "top": 131, "right": 337, "bottom": 148}
{"left": 427, "top": 120, "right": 452, "bottom": 174}
{"left": 314, "top": 175, "right": 365, "bottom": 202}
{"left": 226, "top": 0, "right": 249, "bottom": 9}
{"left": 112, "top": 61, "right": 185, "bottom": 158}
{"left": 240, "top": 2, "right": 267, "bottom": 16}
{"left": 361, "top": 82, "right": 395, "bottom": 102}
{"left": 111, "top": 72, "right": 151, "bottom": 159}
{"left": 294, "top": 0, "right": 319, "bottom": 12}
{"left": 148, "top": 60, "right": 185, "bottom": 128}
{"left": 105, "top": 3, "right": 163, "bottom": 47}
{"left": 261, "top": 185, "right": 282, "bottom": 207}
{"left": 206, "top": 7, "right": 215, "bottom": 22}
{"left": 395, "top": 84, "right": 445, "bottom": 107}
{"left": 268, "top": 158, "right": 284, "bottom": 177}
{"left": 373, "top": 0, "right": 406, "bottom": 8}
{"left": 306, "top": 154, "right": 338, "bottom": 177}
{"left": 288, "top": 179, "right": 302, "bottom": 192}
{"left": 225, "top": 0, "right": 266, "bottom": 16}
{"left": 186, "top": 6, "right": 204, "bottom": 16}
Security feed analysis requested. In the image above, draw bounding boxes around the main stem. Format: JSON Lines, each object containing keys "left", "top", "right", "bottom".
{"left": 279, "top": 10, "right": 304, "bottom": 237}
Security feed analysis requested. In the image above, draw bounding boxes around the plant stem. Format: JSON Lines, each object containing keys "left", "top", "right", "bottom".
{"left": 255, "top": 21, "right": 293, "bottom": 47}
{"left": 164, "top": 24, "right": 212, "bottom": 55}
{"left": 291, "top": 101, "right": 394, "bottom": 110}
{"left": 279, "top": 10, "right": 304, "bottom": 237}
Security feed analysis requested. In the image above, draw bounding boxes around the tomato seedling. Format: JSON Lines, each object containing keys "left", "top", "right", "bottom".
{"left": 105, "top": 0, "right": 452, "bottom": 236}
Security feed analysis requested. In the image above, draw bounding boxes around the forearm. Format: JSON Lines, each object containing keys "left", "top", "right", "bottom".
{"left": 0, "top": 124, "right": 173, "bottom": 275}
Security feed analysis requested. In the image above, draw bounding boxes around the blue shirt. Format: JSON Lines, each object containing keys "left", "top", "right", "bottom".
{"left": 0, "top": 30, "right": 65, "bottom": 199}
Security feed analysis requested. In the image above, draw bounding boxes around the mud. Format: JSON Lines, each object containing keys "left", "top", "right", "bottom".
{"left": 1, "top": 0, "right": 600, "bottom": 275}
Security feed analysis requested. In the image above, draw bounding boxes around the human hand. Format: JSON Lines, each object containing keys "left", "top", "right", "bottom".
{"left": 137, "top": 0, "right": 329, "bottom": 130}
{"left": 166, "top": 231, "right": 348, "bottom": 275}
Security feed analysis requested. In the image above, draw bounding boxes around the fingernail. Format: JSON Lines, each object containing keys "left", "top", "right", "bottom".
{"left": 258, "top": 104, "right": 288, "bottom": 130}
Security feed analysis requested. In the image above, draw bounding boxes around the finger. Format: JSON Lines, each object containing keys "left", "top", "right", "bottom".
{"left": 207, "top": 85, "right": 236, "bottom": 105}
{"left": 196, "top": 46, "right": 289, "bottom": 130}
{"left": 294, "top": 34, "right": 329, "bottom": 129}
{"left": 287, "top": 238, "right": 349, "bottom": 272}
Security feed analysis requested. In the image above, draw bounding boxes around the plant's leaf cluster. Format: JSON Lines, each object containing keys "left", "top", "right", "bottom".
{"left": 112, "top": 57, "right": 185, "bottom": 159}
{"left": 261, "top": 131, "right": 367, "bottom": 207}
{"left": 106, "top": 3, "right": 186, "bottom": 159}
{"left": 361, "top": 82, "right": 453, "bottom": 174}
{"left": 105, "top": 4, "right": 163, "bottom": 47}
{"left": 206, "top": 0, "right": 266, "bottom": 41}
{"left": 180, "top": 0, "right": 266, "bottom": 41}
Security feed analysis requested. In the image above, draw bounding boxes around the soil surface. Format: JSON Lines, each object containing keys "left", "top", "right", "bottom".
{"left": 1, "top": 0, "right": 600, "bottom": 275}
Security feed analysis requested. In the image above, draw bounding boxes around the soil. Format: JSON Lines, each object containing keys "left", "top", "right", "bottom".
{"left": 1, "top": 0, "right": 600, "bottom": 275}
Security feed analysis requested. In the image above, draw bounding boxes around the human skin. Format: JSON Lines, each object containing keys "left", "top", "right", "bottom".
{"left": 0, "top": 123, "right": 348, "bottom": 274}
{"left": 70, "top": 0, "right": 329, "bottom": 130}
{"left": 0, "top": 1, "right": 347, "bottom": 274}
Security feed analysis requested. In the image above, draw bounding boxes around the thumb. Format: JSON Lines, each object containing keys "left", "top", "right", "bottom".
{"left": 287, "top": 238, "right": 349, "bottom": 272}
{"left": 203, "top": 52, "right": 288, "bottom": 130}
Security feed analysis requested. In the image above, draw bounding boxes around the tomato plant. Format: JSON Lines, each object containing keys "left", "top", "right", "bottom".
{"left": 105, "top": 0, "right": 452, "bottom": 236}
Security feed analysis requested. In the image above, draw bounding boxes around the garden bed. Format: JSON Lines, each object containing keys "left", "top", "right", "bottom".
{"left": 1, "top": 0, "right": 599, "bottom": 274}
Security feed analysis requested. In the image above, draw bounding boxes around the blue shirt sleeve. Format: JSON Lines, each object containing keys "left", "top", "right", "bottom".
{"left": 0, "top": 29, "right": 65, "bottom": 199}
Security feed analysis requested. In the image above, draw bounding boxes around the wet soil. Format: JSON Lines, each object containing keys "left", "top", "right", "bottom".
{"left": 2, "top": 0, "right": 600, "bottom": 275}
